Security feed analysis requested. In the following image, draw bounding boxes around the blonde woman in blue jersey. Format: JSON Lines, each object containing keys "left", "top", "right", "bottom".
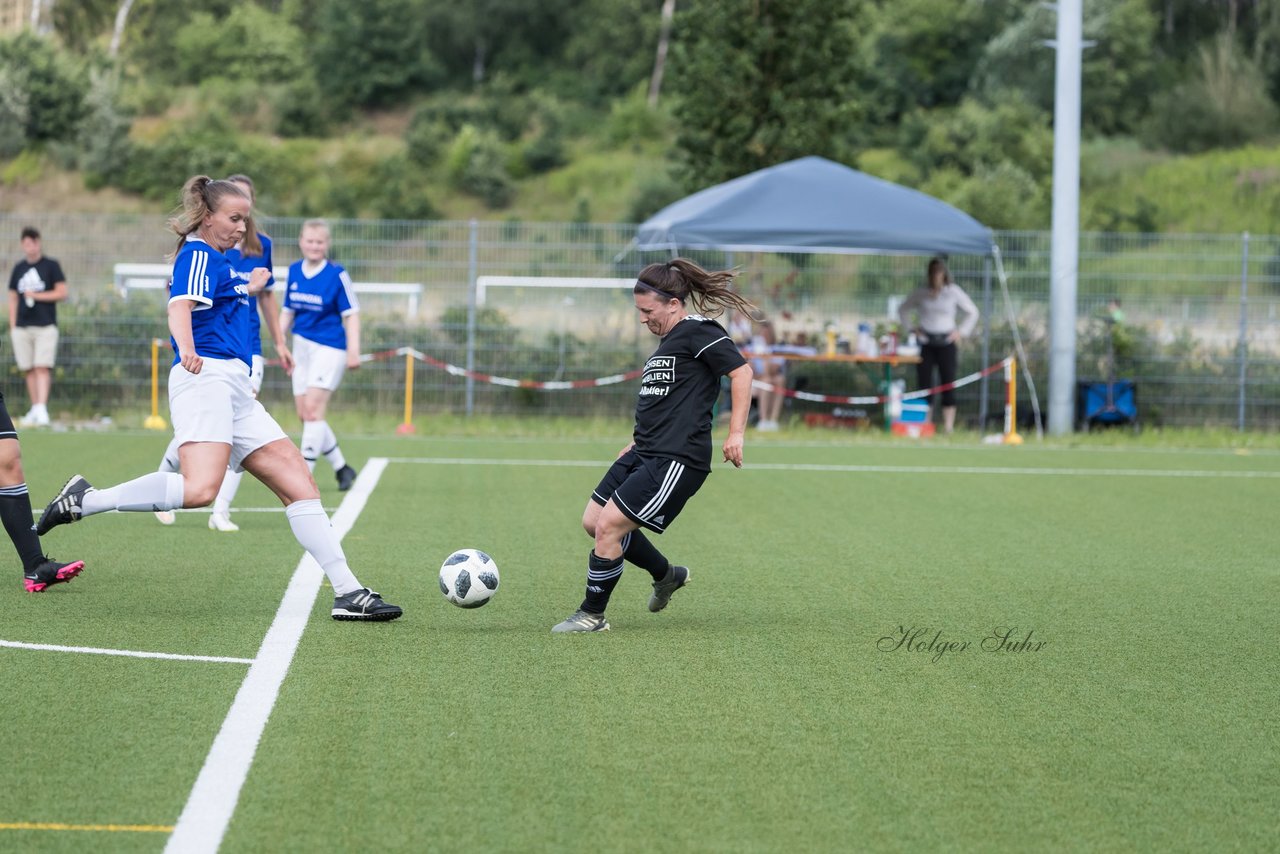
{"left": 154, "top": 174, "right": 294, "bottom": 531}
{"left": 552, "top": 259, "right": 758, "bottom": 633}
{"left": 36, "top": 176, "right": 400, "bottom": 621}
{"left": 279, "top": 219, "right": 359, "bottom": 491}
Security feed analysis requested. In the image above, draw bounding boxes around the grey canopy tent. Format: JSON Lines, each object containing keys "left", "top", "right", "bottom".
{"left": 631, "top": 155, "right": 1040, "bottom": 433}
{"left": 634, "top": 156, "right": 992, "bottom": 256}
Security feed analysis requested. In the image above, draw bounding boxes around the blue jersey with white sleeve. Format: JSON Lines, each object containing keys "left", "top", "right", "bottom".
{"left": 284, "top": 260, "right": 358, "bottom": 350}
{"left": 225, "top": 233, "right": 274, "bottom": 358}
{"left": 168, "top": 235, "right": 251, "bottom": 367}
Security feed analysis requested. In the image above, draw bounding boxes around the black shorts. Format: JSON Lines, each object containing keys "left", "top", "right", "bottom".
{"left": 591, "top": 450, "right": 709, "bottom": 534}
{"left": 0, "top": 391, "right": 13, "bottom": 439}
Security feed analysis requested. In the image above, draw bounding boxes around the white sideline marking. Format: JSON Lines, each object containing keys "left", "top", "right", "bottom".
{"left": 746, "top": 463, "right": 1280, "bottom": 478}
{"left": 165, "top": 458, "right": 388, "bottom": 854}
{"left": 159, "top": 506, "right": 336, "bottom": 515}
{"left": 386, "top": 456, "right": 1280, "bottom": 479}
{"left": 0, "top": 639, "right": 252, "bottom": 664}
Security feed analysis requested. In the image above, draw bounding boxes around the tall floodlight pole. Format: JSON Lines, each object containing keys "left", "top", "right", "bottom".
{"left": 1048, "top": 0, "right": 1083, "bottom": 435}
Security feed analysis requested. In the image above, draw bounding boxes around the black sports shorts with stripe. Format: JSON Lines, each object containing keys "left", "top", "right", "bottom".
{"left": 0, "top": 391, "right": 15, "bottom": 439}
{"left": 591, "top": 448, "right": 709, "bottom": 534}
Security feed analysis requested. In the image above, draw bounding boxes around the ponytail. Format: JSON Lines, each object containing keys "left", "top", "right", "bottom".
{"left": 634, "top": 258, "right": 763, "bottom": 321}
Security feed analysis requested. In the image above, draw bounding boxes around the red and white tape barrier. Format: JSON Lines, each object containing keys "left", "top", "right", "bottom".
{"left": 283, "top": 344, "right": 1011, "bottom": 405}
{"left": 751, "top": 357, "right": 1012, "bottom": 405}
{"left": 358, "top": 347, "right": 643, "bottom": 390}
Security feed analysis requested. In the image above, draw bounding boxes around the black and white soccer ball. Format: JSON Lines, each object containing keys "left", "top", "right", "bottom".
{"left": 439, "top": 549, "right": 500, "bottom": 608}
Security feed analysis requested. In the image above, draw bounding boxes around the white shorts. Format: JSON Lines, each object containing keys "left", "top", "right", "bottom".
{"left": 250, "top": 354, "right": 265, "bottom": 396}
{"left": 291, "top": 335, "right": 348, "bottom": 396}
{"left": 169, "top": 358, "right": 288, "bottom": 472}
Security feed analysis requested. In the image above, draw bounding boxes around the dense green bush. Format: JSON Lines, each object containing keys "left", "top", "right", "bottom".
{"left": 444, "top": 125, "right": 514, "bottom": 208}
{"left": 76, "top": 70, "right": 133, "bottom": 190}
{"left": 0, "top": 32, "right": 87, "bottom": 147}
{"left": 623, "top": 170, "right": 683, "bottom": 223}
{"left": 409, "top": 90, "right": 533, "bottom": 143}
{"left": 1139, "top": 36, "right": 1278, "bottom": 154}
{"left": 604, "top": 89, "right": 671, "bottom": 150}
{"left": 900, "top": 95, "right": 1052, "bottom": 185}
{"left": 404, "top": 109, "right": 453, "bottom": 168}
{"left": 370, "top": 155, "right": 439, "bottom": 221}
{"left": 517, "top": 99, "right": 568, "bottom": 176}
{"left": 272, "top": 77, "right": 331, "bottom": 139}
{"left": 926, "top": 161, "right": 1048, "bottom": 230}
{"left": 117, "top": 119, "right": 300, "bottom": 201}
{"left": 172, "top": 6, "right": 306, "bottom": 86}
{"left": 0, "top": 66, "right": 29, "bottom": 158}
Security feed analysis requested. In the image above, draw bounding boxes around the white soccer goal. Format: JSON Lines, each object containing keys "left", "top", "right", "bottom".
{"left": 474, "top": 276, "right": 634, "bottom": 307}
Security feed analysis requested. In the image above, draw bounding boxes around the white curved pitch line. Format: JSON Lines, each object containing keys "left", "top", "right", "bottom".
{"left": 0, "top": 639, "right": 253, "bottom": 664}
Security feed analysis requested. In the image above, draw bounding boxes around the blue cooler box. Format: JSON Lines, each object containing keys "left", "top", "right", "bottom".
{"left": 897, "top": 402, "right": 929, "bottom": 424}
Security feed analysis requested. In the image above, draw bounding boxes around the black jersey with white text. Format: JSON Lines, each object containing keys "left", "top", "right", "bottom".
{"left": 632, "top": 314, "right": 747, "bottom": 471}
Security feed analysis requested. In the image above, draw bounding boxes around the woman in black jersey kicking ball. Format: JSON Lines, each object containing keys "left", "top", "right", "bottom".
{"left": 552, "top": 259, "right": 759, "bottom": 633}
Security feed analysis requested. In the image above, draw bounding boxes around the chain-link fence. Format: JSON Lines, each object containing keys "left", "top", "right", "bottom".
{"left": 1, "top": 213, "right": 1277, "bottom": 430}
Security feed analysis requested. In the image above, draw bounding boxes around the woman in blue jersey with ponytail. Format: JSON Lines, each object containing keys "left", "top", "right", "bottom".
{"left": 36, "top": 176, "right": 401, "bottom": 621}
{"left": 154, "top": 173, "right": 294, "bottom": 531}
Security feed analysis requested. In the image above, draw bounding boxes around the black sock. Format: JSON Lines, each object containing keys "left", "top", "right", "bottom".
{"left": 622, "top": 530, "right": 670, "bottom": 582}
{"left": 580, "top": 550, "right": 624, "bottom": 615}
{"left": 0, "top": 485, "right": 46, "bottom": 571}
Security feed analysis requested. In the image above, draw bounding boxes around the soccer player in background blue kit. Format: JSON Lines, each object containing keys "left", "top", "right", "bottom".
{"left": 280, "top": 219, "right": 359, "bottom": 491}
{"left": 154, "top": 174, "right": 293, "bottom": 531}
{"left": 36, "top": 177, "right": 400, "bottom": 621}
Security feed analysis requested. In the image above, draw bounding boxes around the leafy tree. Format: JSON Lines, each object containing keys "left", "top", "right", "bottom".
{"left": 172, "top": 5, "right": 306, "bottom": 85}
{"left": 50, "top": 0, "right": 117, "bottom": 53}
{"left": 421, "top": 0, "right": 584, "bottom": 88}
{"left": 972, "top": 0, "right": 1161, "bottom": 137}
{"left": 668, "top": 0, "right": 862, "bottom": 189}
{"left": 855, "top": 0, "right": 1022, "bottom": 140}
{"left": 308, "top": 0, "right": 442, "bottom": 108}
{"left": 900, "top": 95, "right": 1053, "bottom": 183}
{"left": 125, "top": 0, "right": 239, "bottom": 71}
{"left": 0, "top": 32, "right": 87, "bottom": 146}
{"left": 76, "top": 69, "right": 133, "bottom": 189}
{"left": 560, "top": 0, "right": 660, "bottom": 104}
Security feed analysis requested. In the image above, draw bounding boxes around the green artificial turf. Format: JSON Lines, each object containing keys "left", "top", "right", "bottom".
{"left": 3, "top": 432, "right": 1277, "bottom": 852}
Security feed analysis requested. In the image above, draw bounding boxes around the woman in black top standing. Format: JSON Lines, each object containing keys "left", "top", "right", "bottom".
{"left": 552, "top": 259, "right": 758, "bottom": 633}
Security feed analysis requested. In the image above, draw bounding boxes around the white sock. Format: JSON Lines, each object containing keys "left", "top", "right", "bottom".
{"left": 300, "top": 421, "right": 323, "bottom": 473}
{"left": 285, "top": 499, "right": 361, "bottom": 595}
{"left": 212, "top": 467, "right": 243, "bottom": 516}
{"left": 318, "top": 421, "right": 346, "bottom": 471}
{"left": 32, "top": 403, "right": 48, "bottom": 418}
{"left": 81, "top": 472, "right": 186, "bottom": 516}
{"left": 158, "top": 437, "right": 181, "bottom": 473}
